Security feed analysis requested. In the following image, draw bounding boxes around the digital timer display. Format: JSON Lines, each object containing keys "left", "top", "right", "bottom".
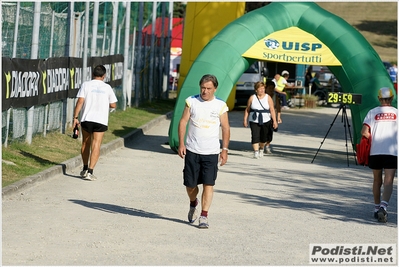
{"left": 328, "top": 92, "right": 362, "bottom": 105}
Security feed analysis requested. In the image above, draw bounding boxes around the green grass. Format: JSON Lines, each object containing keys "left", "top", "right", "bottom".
{"left": 2, "top": 99, "right": 176, "bottom": 187}
{"left": 316, "top": 2, "right": 397, "bottom": 63}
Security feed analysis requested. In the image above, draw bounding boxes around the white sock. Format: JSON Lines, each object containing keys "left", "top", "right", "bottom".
{"left": 380, "top": 201, "right": 388, "bottom": 210}
{"left": 374, "top": 204, "right": 380, "bottom": 212}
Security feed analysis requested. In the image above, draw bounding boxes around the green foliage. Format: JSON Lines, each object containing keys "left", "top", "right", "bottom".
{"left": 19, "top": 2, "right": 33, "bottom": 8}
{"left": 49, "top": 2, "right": 69, "bottom": 13}
{"left": 173, "top": 2, "right": 186, "bottom": 18}
{"left": 245, "top": 2, "right": 271, "bottom": 13}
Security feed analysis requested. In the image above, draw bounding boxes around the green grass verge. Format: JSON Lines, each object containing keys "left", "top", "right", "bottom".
{"left": 2, "top": 99, "right": 176, "bottom": 187}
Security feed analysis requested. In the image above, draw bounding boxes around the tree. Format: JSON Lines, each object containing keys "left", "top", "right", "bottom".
{"left": 173, "top": 2, "right": 186, "bottom": 18}
{"left": 245, "top": 2, "right": 271, "bottom": 13}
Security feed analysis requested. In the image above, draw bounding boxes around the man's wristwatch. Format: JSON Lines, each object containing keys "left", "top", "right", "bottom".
{"left": 222, "top": 148, "right": 228, "bottom": 151}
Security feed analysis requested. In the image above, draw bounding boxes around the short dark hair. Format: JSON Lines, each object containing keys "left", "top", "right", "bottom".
{"left": 199, "top": 74, "right": 218, "bottom": 88}
{"left": 93, "top": 65, "right": 106, "bottom": 78}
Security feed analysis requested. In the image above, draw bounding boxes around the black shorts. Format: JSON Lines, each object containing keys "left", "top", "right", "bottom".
{"left": 368, "top": 155, "right": 397, "bottom": 169}
{"left": 183, "top": 150, "right": 219, "bottom": 187}
{"left": 81, "top": 121, "right": 108, "bottom": 133}
{"left": 250, "top": 120, "right": 272, "bottom": 144}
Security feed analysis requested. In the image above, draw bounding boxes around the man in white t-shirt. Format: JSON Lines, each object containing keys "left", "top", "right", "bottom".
{"left": 361, "top": 87, "right": 397, "bottom": 223}
{"left": 178, "top": 74, "right": 230, "bottom": 229}
{"left": 73, "top": 65, "right": 118, "bottom": 181}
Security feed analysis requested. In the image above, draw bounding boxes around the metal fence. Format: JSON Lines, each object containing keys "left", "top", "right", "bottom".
{"left": 2, "top": 1, "right": 174, "bottom": 146}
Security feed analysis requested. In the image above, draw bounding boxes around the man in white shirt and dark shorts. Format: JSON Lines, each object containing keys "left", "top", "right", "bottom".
{"left": 178, "top": 74, "right": 230, "bottom": 229}
{"left": 73, "top": 65, "right": 118, "bottom": 181}
{"left": 361, "top": 87, "right": 397, "bottom": 223}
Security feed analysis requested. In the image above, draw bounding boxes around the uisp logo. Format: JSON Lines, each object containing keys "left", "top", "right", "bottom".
{"left": 264, "top": 39, "right": 322, "bottom": 52}
{"left": 282, "top": 41, "right": 322, "bottom": 51}
{"left": 264, "top": 39, "right": 279, "bottom": 50}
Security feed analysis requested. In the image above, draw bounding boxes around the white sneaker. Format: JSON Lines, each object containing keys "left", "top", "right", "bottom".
{"left": 198, "top": 216, "right": 209, "bottom": 229}
{"left": 85, "top": 173, "right": 97, "bottom": 181}
{"left": 253, "top": 151, "right": 259, "bottom": 159}
{"left": 282, "top": 106, "right": 290, "bottom": 110}
{"left": 265, "top": 147, "right": 272, "bottom": 154}
{"left": 259, "top": 149, "right": 264, "bottom": 158}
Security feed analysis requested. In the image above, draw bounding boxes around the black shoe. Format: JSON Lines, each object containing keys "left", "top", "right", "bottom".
{"left": 377, "top": 207, "right": 388, "bottom": 223}
{"left": 374, "top": 211, "right": 378, "bottom": 219}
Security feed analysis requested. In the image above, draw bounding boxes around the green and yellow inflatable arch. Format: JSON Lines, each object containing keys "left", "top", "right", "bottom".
{"left": 169, "top": 2, "right": 396, "bottom": 152}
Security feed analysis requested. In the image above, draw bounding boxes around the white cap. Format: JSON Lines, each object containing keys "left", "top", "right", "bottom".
{"left": 281, "top": 70, "right": 289, "bottom": 76}
{"left": 378, "top": 87, "right": 394, "bottom": 98}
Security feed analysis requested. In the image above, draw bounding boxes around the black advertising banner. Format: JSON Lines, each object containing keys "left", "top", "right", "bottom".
{"left": 2, "top": 55, "right": 124, "bottom": 111}
{"left": 91, "top": 55, "right": 124, "bottom": 88}
{"left": 2, "top": 57, "right": 42, "bottom": 111}
{"left": 68, "top": 57, "right": 84, "bottom": 98}
{"left": 41, "top": 57, "right": 70, "bottom": 103}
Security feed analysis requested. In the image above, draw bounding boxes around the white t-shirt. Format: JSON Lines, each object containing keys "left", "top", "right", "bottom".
{"left": 249, "top": 94, "right": 271, "bottom": 124}
{"left": 77, "top": 79, "right": 118, "bottom": 126}
{"left": 185, "top": 94, "right": 228, "bottom": 155}
{"left": 363, "top": 105, "right": 397, "bottom": 156}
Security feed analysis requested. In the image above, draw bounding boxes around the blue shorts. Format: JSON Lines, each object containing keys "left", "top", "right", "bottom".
{"left": 183, "top": 150, "right": 219, "bottom": 187}
{"left": 368, "top": 155, "right": 397, "bottom": 170}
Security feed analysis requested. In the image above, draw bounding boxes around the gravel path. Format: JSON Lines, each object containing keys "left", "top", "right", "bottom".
{"left": 2, "top": 106, "right": 397, "bottom": 266}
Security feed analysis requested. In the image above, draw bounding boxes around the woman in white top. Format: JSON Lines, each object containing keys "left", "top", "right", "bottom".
{"left": 243, "top": 81, "right": 278, "bottom": 159}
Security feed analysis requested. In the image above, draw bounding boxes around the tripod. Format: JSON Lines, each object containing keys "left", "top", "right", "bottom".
{"left": 311, "top": 104, "right": 357, "bottom": 166}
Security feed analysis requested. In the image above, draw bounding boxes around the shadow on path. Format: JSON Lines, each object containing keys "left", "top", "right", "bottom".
{"left": 69, "top": 199, "right": 188, "bottom": 226}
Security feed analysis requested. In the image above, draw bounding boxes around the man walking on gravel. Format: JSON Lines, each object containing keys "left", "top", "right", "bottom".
{"left": 178, "top": 74, "right": 230, "bottom": 229}
{"left": 361, "top": 87, "right": 397, "bottom": 223}
{"left": 73, "top": 65, "right": 118, "bottom": 181}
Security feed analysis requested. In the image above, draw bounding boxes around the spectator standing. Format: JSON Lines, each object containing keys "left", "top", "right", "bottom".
{"left": 177, "top": 74, "right": 230, "bottom": 229}
{"left": 360, "top": 87, "right": 397, "bottom": 223}
{"left": 243, "top": 81, "right": 278, "bottom": 158}
{"left": 304, "top": 66, "right": 313, "bottom": 94}
{"left": 73, "top": 65, "right": 118, "bottom": 181}
{"left": 264, "top": 80, "right": 282, "bottom": 154}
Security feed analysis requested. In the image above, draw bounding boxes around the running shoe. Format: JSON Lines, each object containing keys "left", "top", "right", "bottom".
{"left": 198, "top": 216, "right": 209, "bottom": 229}
{"left": 85, "top": 173, "right": 97, "bottom": 181}
{"left": 373, "top": 211, "right": 378, "bottom": 219}
{"left": 377, "top": 207, "right": 388, "bottom": 223}
{"left": 80, "top": 169, "right": 88, "bottom": 178}
{"left": 188, "top": 200, "right": 199, "bottom": 223}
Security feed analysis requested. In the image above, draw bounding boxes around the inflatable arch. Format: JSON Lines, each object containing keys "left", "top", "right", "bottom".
{"left": 169, "top": 2, "right": 396, "bottom": 152}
